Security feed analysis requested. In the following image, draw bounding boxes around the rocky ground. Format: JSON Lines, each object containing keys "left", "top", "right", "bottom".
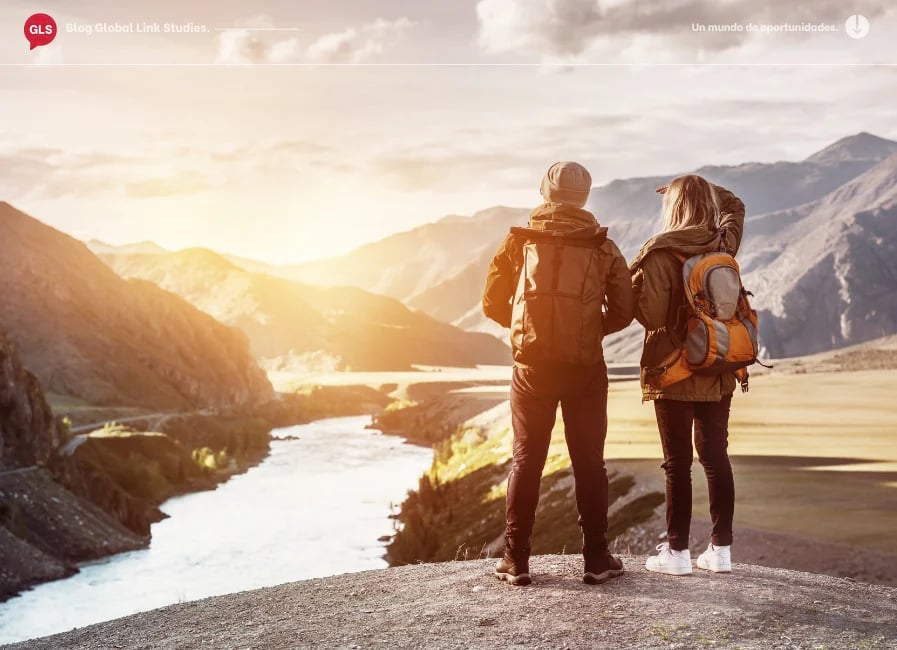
{"left": 370, "top": 380, "right": 508, "bottom": 446}
{"left": 613, "top": 512, "right": 897, "bottom": 588}
{"left": 6, "top": 556, "right": 896, "bottom": 650}
{"left": 760, "top": 334, "right": 897, "bottom": 374}
{"left": 0, "top": 469, "right": 145, "bottom": 600}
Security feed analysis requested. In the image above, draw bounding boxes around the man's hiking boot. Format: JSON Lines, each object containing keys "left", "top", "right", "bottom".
{"left": 645, "top": 542, "right": 693, "bottom": 575}
{"left": 583, "top": 549, "right": 624, "bottom": 585}
{"left": 696, "top": 543, "right": 732, "bottom": 573}
{"left": 494, "top": 550, "right": 531, "bottom": 586}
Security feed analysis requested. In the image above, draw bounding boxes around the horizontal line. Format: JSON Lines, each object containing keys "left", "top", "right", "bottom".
{"left": 213, "top": 27, "right": 302, "bottom": 31}
{"left": 4, "top": 62, "right": 897, "bottom": 67}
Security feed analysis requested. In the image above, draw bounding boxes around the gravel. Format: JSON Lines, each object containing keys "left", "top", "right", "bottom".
{"left": 6, "top": 556, "right": 896, "bottom": 650}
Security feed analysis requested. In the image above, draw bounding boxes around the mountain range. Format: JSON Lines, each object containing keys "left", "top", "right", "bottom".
{"left": 0, "top": 202, "right": 273, "bottom": 412}
{"left": 86, "top": 239, "right": 170, "bottom": 256}
{"left": 98, "top": 248, "right": 510, "bottom": 372}
{"left": 739, "top": 149, "right": 897, "bottom": 357}
{"left": 203, "top": 132, "right": 897, "bottom": 360}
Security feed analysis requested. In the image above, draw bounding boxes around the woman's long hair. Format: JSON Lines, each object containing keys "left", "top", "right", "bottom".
{"left": 661, "top": 174, "right": 720, "bottom": 232}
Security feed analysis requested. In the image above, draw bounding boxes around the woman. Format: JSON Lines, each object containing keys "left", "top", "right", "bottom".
{"left": 630, "top": 175, "right": 745, "bottom": 576}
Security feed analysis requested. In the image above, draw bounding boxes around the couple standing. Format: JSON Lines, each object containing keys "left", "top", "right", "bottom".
{"left": 483, "top": 162, "right": 746, "bottom": 585}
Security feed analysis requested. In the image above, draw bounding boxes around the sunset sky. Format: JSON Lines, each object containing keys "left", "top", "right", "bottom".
{"left": 2, "top": 0, "right": 897, "bottom": 263}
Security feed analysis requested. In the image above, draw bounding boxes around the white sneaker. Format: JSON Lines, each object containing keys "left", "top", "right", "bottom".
{"left": 645, "top": 543, "right": 693, "bottom": 575}
{"left": 696, "top": 543, "right": 732, "bottom": 573}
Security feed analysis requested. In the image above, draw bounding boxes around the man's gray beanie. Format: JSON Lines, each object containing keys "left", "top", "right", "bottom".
{"left": 540, "top": 161, "right": 592, "bottom": 208}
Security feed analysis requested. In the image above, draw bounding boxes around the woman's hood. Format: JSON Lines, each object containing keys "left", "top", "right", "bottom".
{"left": 629, "top": 226, "right": 722, "bottom": 271}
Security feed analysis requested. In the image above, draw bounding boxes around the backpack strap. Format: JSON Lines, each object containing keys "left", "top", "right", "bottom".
{"left": 719, "top": 230, "right": 729, "bottom": 253}
{"left": 510, "top": 226, "right": 607, "bottom": 249}
{"left": 667, "top": 251, "right": 692, "bottom": 349}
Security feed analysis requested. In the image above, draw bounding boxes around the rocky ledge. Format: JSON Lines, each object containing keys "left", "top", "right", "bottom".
{"left": 7, "top": 556, "right": 896, "bottom": 649}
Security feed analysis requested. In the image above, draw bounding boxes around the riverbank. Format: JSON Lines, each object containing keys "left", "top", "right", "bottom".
{"left": 384, "top": 395, "right": 663, "bottom": 565}
{"left": 7, "top": 556, "right": 895, "bottom": 649}
{"left": 275, "top": 367, "right": 664, "bottom": 563}
{"left": 1, "top": 416, "right": 269, "bottom": 603}
{"left": 0, "top": 416, "right": 432, "bottom": 644}
{"left": 0, "top": 468, "right": 145, "bottom": 601}
{"left": 1, "top": 384, "right": 396, "bottom": 604}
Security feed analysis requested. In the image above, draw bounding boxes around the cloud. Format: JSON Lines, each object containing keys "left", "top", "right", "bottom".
{"left": 0, "top": 147, "right": 219, "bottom": 201}
{"left": 368, "top": 95, "right": 880, "bottom": 194}
{"left": 32, "top": 44, "right": 65, "bottom": 65}
{"left": 306, "top": 18, "right": 415, "bottom": 63}
{"left": 376, "top": 150, "right": 535, "bottom": 192}
{"left": 477, "top": 0, "right": 603, "bottom": 57}
{"left": 125, "top": 173, "right": 214, "bottom": 199}
{"left": 213, "top": 13, "right": 301, "bottom": 64}
{"left": 0, "top": 148, "right": 135, "bottom": 199}
{"left": 370, "top": 119, "right": 637, "bottom": 192}
{"left": 209, "top": 140, "right": 331, "bottom": 163}
{"left": 214, "top": 17, "right": 414, "bottom": 64}
{"left": 216, "top": 30, "right": 300, "bottom": 64}
{"left": 476, "top": 0, "right": 893, "bottom": 60}
{"left": 0, "top": 139, "right": 348, "bottom": 203}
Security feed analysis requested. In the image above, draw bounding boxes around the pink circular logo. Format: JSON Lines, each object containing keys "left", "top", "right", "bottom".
{"left": 25, "top": 13, "right": 57, "bottom": 50}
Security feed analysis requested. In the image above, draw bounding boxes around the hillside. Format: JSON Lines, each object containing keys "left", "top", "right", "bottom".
{"left": 0, "top": 202, "right": 273, "bottom": 412}
{"left": 0, "top": 329, "right": 63, "bottom": 471}
{"left": 409, "top": 246, "right": 506, "bottom": 339}
{"left": 100, "top": 247, "right": 510, "bottom": 372}
{"left": 225, "top": 132, "right": 897, "bottom": 360}
{"left": 386, "top": 399, "right": 663, "bottom": 565}
{"left": 86, "top": 239, "right": 169, "bottom": 256}
{"left": 271, "top": 206, "right": 530, "bottom": 300}
{"left": 0, "top": 312, "right": 390, "bottom": 602}
{"left": 0, "top": 327, "right": 146, "bottom": 599}
{"left": 8, "top": 558, "right": 896, "bottom": 649}
{"left": 740, "top": 151, "right": 897, "bottom": 356}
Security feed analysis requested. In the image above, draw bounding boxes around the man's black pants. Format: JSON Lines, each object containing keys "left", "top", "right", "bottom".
{"left": 505, "top": 362, "right": 610, "bottom": 554}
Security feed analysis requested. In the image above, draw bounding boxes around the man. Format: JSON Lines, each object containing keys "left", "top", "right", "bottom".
{"left": 482, "top": 161, "right": 634, "bottom": 586}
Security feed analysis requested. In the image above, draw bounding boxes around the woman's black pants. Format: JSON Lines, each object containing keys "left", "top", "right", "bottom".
{"left": 653, "top": 395, "right": 734, "bottom": 551}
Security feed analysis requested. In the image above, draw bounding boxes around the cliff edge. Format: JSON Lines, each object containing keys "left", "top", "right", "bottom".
{"left": 7, "top": 556, "right": 896, "bottom": 649}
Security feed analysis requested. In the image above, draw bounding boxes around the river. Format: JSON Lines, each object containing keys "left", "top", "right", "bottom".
{"left": 0, "top": 416, "right": 433, "bottom": 644}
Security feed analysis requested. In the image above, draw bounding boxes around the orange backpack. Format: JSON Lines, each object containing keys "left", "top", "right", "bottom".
{"left": 647, "top": 251, "right": 760, "bottom": 391}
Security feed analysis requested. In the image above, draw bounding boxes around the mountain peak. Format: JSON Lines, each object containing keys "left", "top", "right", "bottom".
{"left": 86, "top": 239, "right": 169, "bottom": 256}
{"left": 806, "top": 132, "right": 897, "bottom": 164}
{"left": 168, "top": 247, "right": 239, "bottom": 271}
{"left": 0, "top": 206, "right": 274, "bottom": 411}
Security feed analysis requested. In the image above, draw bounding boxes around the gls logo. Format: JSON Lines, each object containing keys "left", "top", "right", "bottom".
{"left": 25, "top": 13, "right": 57, "bottom": 50}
